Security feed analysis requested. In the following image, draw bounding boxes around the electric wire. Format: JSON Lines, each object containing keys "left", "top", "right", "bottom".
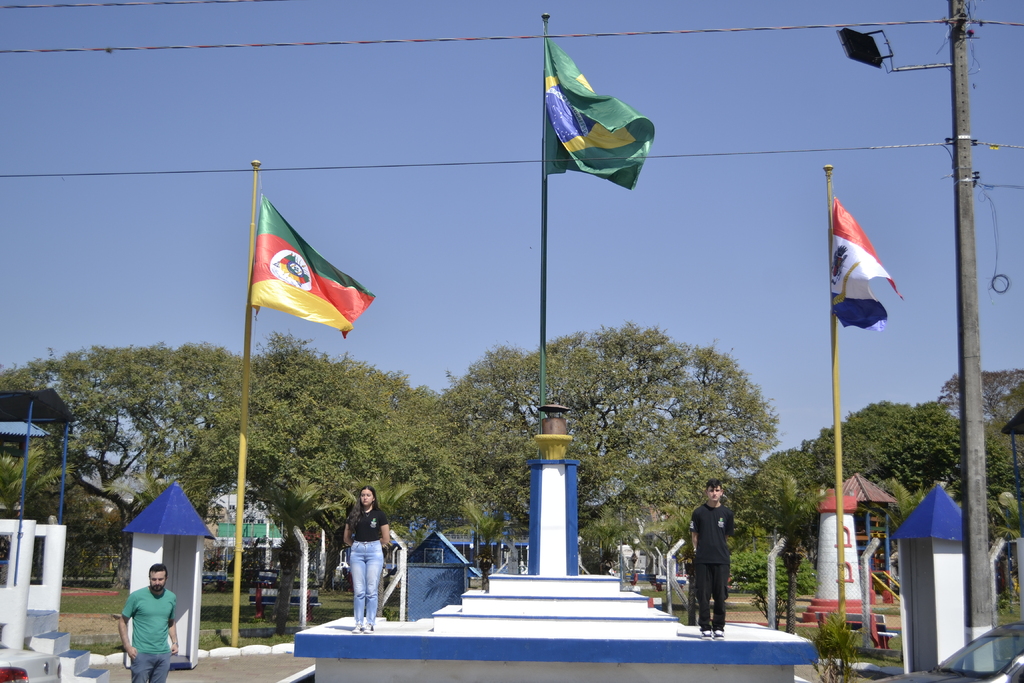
{"left": 0, "top": 141, "right": 989, "bottom": 180}
{"left": 0, "top": 19, "right": 976, "bottom": 54}
{"left": 1, "top": 0, "right": 289, "bottom": 7}
{"left": 976, "top": 183, "right": 1011, "bottom": 295}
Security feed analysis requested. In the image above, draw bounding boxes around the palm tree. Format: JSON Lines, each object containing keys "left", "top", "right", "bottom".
{"left": 460, "top": 502, "right": 507, "bottom": 590}
{"left": 321, "top": 477, "right": 417, "bottom": 593}
{"left": 873, "top": 478, "right": 929, "bottom": 533}
{"left": 0, "top": 452, "right": 66, "bottom": 520}
{"left": 760, "top": 475, "right": 824, "bottom": 633}
{"left": 992, "top": 491, "right": 1022, "bottom": 541}
{"left": 256, "top": 478, "right": 339, "bottom": 635}
{"left": 581, "top": 508, "right": 633, "bottom": 576}
{"left": 366, "top": 477, "right": 418, "bottom": 538}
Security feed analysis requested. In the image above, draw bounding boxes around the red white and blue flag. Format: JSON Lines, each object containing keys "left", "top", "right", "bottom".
{"left": 830, "top": 198, "right": 901, "bottom": 331}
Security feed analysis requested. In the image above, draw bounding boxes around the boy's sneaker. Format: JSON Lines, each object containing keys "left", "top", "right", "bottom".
{"left": 713, "top": 630, "right": 725, "bottom": 640}
{"left": 352, "top": 624, "right": 363, "bottom": 634}
{"left": 700, "top": 630, "right": 713, "bottom": 640}
{"left": 365, "top": 624, "right": 374, "bottom": 634}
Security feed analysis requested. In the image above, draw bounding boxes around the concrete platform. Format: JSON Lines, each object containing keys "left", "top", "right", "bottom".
{"left": 295, "top": 617, "right": 818, "bottom": 683}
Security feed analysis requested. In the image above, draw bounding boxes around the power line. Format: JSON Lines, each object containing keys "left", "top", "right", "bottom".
{"left": 0, "top": 19, "right": 970, "bottom": 55}
{"left": 2, "top": 0, "right": 289, "bottom": 7}
{"left": 0, "top": 141, "right": 990, "bottom": 179}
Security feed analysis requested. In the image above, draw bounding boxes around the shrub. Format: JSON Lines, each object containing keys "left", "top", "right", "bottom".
{"left": 730, "top": 549, "right": 815, "bottom": 628}
{"left": 813, "top": 612, "right": 860, "bottom": 683}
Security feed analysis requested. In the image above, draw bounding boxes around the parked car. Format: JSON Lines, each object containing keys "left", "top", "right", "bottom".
{"left": 0, "top": 647, "right": 60, "bottom": 683}
{"left": 877, "top": 622, "right": 1024, "bottom": 682}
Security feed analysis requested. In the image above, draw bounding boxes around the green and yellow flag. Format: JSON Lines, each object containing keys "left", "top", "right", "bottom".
{"left": 543, "top": 38, "right": 655, "bottom": 190}
{"left": 250, "top": 198, "right": 374, "bottom": 336}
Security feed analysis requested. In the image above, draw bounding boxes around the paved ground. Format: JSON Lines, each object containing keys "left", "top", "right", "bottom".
{"left": 97, "top": 654, "right": 826, "bottom": 683}
{"left": 97, "top": 654, "right": 313, "bottom": 683}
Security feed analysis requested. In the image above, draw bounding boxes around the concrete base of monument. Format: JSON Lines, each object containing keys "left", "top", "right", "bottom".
{"left": 295, "top": 575, "right": 816, "bottom": 683}
{"left": 296, "top": 619, "right": 816, "bottom": 683}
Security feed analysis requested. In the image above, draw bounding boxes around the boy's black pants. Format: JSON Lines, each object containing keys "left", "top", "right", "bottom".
{"left": 695, "top": 562, "right": 728, "bottom": 631}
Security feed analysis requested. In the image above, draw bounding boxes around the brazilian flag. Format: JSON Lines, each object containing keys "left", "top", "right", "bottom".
{"left": 544, "top": 38, "right": 655, "bottom": 190}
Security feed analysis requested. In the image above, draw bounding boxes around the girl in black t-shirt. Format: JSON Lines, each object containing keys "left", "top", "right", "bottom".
{"left": 344, "top": 486, "right": 391, "bottom": 634}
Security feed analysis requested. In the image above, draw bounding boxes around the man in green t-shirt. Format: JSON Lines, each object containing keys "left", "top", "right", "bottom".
{"left": 118, "top": 563, "right": 178, "bottom": 683}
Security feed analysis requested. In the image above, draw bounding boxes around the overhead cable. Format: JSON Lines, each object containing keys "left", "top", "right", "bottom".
{"left": 2, "top": 0, "right": 288, "bottom": 7}
{"left": 0, "top": 19, "right": 967, "bottom": 54}
{"left": 1, "top": 141, "right": 998, "bottom": 179}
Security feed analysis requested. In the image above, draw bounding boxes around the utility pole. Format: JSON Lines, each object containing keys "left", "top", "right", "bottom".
{"left": 948, "top": 0, "right": 991, "bottom": 641}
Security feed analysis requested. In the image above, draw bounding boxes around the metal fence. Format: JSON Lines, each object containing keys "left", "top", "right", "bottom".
{"left": 407, "top": 564, "right": 467, "bottom": 622}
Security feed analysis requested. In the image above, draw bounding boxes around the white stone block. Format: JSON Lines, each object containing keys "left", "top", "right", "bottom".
{"left": 240, "top": 645, "right": 273, "bottom": 656}
{"left": 208, "top": 647, "right": 242, "bottom": 658}
{"left": 271, "top": 643, "right": 294, "bottom": 654}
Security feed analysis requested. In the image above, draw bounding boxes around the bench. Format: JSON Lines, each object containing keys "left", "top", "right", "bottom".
{"left": 202, "top": 573, "right": 228, "bottom": 591}
{"left": 817, "top": 612, "right": 897, "bottom": 649}
{"left": 249, "top": 588, "right": 321, "bottom": 620}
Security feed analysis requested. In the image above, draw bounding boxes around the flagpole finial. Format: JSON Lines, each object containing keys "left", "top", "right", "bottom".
{"left": 824, "top": 164, "right": 833, "bottom": 176}
{"left": 251, "top": 160, "right": 261, "bottom": 170}
{"left": 542, "top": 13, "right": 550, "bottom": 20}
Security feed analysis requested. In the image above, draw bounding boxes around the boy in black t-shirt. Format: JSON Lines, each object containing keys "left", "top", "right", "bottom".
{"left": 689, "top": 478, "right": 734, "bottom": 640}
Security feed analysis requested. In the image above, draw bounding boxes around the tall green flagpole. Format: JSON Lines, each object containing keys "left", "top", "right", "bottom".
{"left": 539, "top": 13, "right": 550, "bottom": 413}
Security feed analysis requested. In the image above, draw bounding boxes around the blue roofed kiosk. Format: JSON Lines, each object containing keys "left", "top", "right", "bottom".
{"left": 891, "top": 485, "right": 966, "bottom": 673}
{"left": 123, "top": 482, "right": 214, "bottom": 671}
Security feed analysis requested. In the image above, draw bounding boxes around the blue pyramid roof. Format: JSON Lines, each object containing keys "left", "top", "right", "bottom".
{"left": 891, "top": 485, "right": 962, "bottom": 541}
{"left": 124, "top": 482, "right": 214, "bottom": 538}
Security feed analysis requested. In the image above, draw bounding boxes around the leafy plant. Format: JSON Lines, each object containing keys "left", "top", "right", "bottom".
{"left": 812, "top": 612, "right": 860, "bottom": 683}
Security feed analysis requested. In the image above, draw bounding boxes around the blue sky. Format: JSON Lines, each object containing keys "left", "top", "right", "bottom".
{"left": 2, "top": 0, "right": 1022, "bottom": 453}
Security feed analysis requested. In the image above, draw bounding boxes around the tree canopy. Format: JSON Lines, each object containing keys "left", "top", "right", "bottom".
{"left": 441, "top": 323, "right": 778, "bottom": 526}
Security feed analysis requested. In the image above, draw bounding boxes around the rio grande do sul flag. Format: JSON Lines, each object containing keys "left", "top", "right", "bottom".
{"left": 250, "top": 197, "right": 375, "bottom": 337}
{"left": 830, "top": 197, "right": 901, "bottom": 331}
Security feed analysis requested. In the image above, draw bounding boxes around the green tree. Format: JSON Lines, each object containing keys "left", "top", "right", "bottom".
{"left": 991, "top": 491, "right": 1022, "bottom": 542}
{"left": 0, "top": 343, "right": 239, "bottom": 586}
{"left": 768, "top": 402, "right": 967, "bottom": 497}
{"left": 205, "top": 335, "right": 458, "bottom": 591}
{"left": 938, "top": 369, "right": 1024, "bottom": 501}
{"left": 441, "top": 323, "right": 778, "bottom": 526}
{"left": 758, "top": 474, "right": 824, "bottom": 634}
{"left": 235, "top": 334, "right": 464, "bottom": 525}
{"left": 872, "top": 478, "right": 929, "bottom": 533}
{"left": 255, "top": 477, "right": 338, "bottom": 635}
{"left": 731, "top": 549, "right": 816, "bottom": 629}
{"left": 580, "top": 508, "right": 633, "bottom": 575}
{"left": 459, "top": 502, "right": 508, "bottom": 590}
{"left": 0, "top": 450, "right": 66, "bottom": 520}
{"left": 939, "top": 369, "right": 1024, "bottom": 425}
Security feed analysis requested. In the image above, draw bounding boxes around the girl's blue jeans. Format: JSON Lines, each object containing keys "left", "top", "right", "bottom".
{"left": 350, "top": 540, "right": 384, "bottom": 625}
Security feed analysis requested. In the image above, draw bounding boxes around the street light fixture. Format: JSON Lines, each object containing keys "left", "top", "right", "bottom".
{"left": 837, "top": 28, "right": 887, "bottom": 68}
{"left": 837, "top": 27, "right": 951, "bottom": 72}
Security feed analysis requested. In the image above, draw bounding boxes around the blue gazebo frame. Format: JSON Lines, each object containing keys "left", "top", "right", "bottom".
{"left": 0, "top": 390, "right": 73, "bottom": 585}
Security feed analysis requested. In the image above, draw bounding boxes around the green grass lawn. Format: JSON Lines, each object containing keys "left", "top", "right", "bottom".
{"left": 62, "top": 586, "right": 358, "bottom": 644}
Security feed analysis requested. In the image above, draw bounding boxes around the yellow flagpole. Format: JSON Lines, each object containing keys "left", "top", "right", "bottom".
{"left": 231, "top": 160, "right": 261, "bottom": 648}
{"left": 825, "top": 164, "right": 846, "bottom": 618}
